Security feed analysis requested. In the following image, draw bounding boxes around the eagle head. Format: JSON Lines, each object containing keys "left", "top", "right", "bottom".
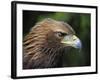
{"left": 23, "top": 18, "right": 82, "bottom": 69}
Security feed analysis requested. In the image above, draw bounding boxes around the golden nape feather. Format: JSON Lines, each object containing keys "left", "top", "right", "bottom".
{"left": 23, "top": 18, "right": 82, "bottom": 69}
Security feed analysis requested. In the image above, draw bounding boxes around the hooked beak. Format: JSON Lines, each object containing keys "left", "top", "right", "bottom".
{"left": 61, "top": 35, "right": 82, "bottom": 49}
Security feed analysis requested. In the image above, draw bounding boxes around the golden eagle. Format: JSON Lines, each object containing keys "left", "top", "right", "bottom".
{"left": 23, "top": 18, "right": 82, "bottom": 69}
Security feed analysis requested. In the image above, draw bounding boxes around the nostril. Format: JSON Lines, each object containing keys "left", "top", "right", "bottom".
{"left": 73, "top": 39, "right": 76, "bottom": 41}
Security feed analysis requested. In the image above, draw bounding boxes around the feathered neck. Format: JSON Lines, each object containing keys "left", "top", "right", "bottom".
{"left": 23, "top": 28, "right": 64, "bottom": 69}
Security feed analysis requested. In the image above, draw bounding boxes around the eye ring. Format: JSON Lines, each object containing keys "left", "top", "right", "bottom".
{"left": 56, "top": 32, "right": 68, "bottom": 38}
{"left": 57, "top": 32, "right": 63, "bottom": 37}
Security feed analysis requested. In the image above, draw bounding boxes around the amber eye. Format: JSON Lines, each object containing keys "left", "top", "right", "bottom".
{"left": 55, "top": 32, "right": 67, "bottom": 38}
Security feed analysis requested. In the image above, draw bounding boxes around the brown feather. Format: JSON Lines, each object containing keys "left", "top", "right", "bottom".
{"left": 23, "top": 18, "right": 75, "bottom": 69}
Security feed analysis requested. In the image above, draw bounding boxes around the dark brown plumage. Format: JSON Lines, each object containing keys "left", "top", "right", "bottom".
{"left": 23, "top": 18, "right": 81, "bottom": 69}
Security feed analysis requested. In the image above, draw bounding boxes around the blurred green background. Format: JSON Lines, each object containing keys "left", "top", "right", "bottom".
{"left": 23, "top": 10, "right": 91, "bottom": 67}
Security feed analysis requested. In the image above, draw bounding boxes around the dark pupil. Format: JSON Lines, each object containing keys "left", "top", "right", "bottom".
{"left": 58, "top": 32, "right": 67, "bottom": 37}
